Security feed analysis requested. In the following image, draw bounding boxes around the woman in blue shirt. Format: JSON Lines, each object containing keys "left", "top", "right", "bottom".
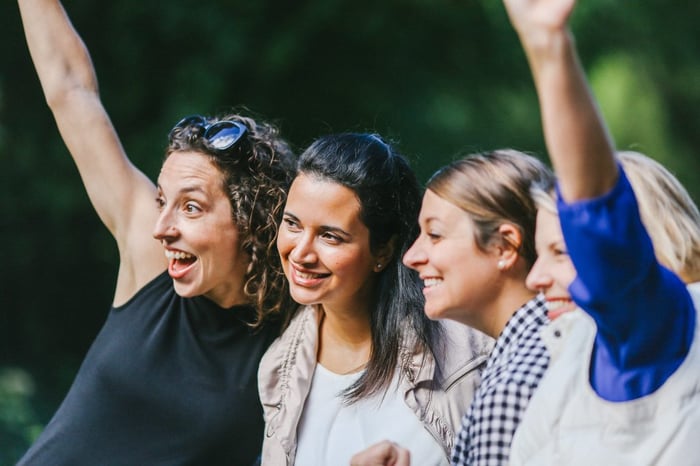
{"left": 505, "top": 0, "right": 700, "bottom": 463}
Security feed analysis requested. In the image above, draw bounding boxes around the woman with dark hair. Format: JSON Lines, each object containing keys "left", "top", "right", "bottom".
{"left": 18, "top": 0, "right": 295, "bottom": 464}
{"left": 259, "top": 133, "right": 492, "bottom": 466}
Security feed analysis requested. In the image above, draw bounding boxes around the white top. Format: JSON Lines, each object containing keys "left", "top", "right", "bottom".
{"left": 509, "top": 283, "right": 700, "bottom": 466}
{"left": 294, "top": 364, "right": 448, "bottom": 466}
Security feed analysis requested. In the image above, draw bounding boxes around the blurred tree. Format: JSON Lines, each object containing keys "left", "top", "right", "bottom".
{"left": 1, "top": 0, "right": 698, "bottom": 462}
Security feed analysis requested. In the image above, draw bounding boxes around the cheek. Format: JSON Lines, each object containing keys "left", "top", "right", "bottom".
{"left": 563, "top": 265, "right": 577, "bottom": 287}
{"left": 554, "top": 263, "right": 577, "bottom": 290}
{"left": 276, "top": 232, "right": 293, "bottom": 258}
{"left": 329, "top": 250, "right": 370, "bottom": 278}
{"left": 440, "top": 245, "right": 470, "bottom": 272}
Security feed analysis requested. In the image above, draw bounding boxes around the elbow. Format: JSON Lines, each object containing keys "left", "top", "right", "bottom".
{"left": 43, "top": 72, "right": 99, "bottom": 111}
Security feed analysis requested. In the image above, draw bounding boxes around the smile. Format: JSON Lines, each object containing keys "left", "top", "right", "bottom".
{"left": 423, "top": 278, "right": 443, "bottom": 288}
{"left": 545, "top": 298, "right": 576, "bottom": 320}
{"left": 296, "top": 270, "right": 326, "bottom": 279}
{"left": 290, "top": 265, "right": 330, "bottom": 286}
{"left": 165, "top": 250, "right": 195, "bottom": 260}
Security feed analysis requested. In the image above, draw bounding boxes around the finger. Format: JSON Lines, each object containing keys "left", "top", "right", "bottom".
{"left": 392, "top": 444, "right": 411, "bottom": 466}
{"left": 350, "top": 440, "right": 407, "bottom": 466}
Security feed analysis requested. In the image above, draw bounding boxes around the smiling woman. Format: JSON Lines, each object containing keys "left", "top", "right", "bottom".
{"left": 17, "top": 0, "right": 296, "bottom": 464}
{"left": 406, "top": 150, "right": 555, "bottom": 466}
{"left": 278, "top": 173, "right": 380, "bottom": 319}
{"left": 258, "top": 133, "right": 492, "bottom": 466}
{"left": 501, "top": 0, "right": 700, "bottom": 462}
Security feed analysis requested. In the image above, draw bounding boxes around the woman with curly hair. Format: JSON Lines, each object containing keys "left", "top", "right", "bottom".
{"left": 17, "top": 0, "right": 295, "bottom": 464}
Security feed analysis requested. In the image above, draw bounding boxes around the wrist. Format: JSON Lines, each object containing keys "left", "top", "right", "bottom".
{"left": 519, "top": 26, "right": 574, "bottom": 62}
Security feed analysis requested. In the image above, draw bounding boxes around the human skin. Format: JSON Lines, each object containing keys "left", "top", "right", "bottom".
{"left": 153, "top": 150, "right": 248, "bottom": 307}
{"left": 525, "top": 208, "right": 577, "bottom": 319}
{"left": 277, "top": 172, "right": 393, "bottom": 373}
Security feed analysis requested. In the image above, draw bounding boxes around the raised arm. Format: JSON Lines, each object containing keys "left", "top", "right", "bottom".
{"left": 503, "top": 0, "right": 617, "bottom": 202}
{"left": 505, "top": 0, "right": 696, "bottom": 402}
{"left": 18, "top": 0, "right": 165, "bottom": 302}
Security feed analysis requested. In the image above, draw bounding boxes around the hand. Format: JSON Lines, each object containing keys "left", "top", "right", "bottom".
{"left": 350, "top": 441, "right": 411, "bottom": 466}
{"left": 502, "top": 0, "right": 576, "bottom": 38}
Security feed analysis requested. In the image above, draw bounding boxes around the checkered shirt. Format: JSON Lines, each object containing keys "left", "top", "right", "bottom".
{"left": 451, "top": 294, "right": 550, "bottom": 466}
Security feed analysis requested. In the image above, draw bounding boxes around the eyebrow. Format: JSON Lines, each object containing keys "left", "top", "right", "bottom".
{"left": 283, "top": 211, "right": 353, "bottom": 238}
{"left": 157, "top": 184, "right": 208, "bottom": 196}
{"left": 421, "top": 216, "right": 442, "bottom": 226}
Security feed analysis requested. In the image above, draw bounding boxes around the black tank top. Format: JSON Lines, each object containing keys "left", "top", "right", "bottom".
{"left": 18, "top": 272, "right": 280, "bottom": 466}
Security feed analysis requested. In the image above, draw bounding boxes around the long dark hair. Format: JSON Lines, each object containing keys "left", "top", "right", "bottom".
{"left": 166, "top": 111, "right": 297, "bottom": 328}
{"left": 297, "top": 133, "right": 439, "bottom": 402}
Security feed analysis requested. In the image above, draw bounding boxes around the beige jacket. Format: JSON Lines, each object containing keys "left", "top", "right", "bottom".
{"left": 257, "top": 305, "right": 493, "bottom": 465}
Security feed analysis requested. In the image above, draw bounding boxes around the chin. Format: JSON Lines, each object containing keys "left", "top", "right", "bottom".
{"left": 172, "top": 281, "right": 199, "bottom": 299}
{"left": 423, "top": 306, "right": 448, "bottom": 321}
{"left": 289, "top": 289, "right": 320, "bottom": 306}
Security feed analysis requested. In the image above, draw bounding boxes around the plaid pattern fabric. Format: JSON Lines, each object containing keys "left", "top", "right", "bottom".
{"left": 451, "top": 294, "right": 549, "bottom": 465}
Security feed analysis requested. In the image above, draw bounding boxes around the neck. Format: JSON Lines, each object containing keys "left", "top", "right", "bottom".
{"left": 317, "top": 305, "right": 373, "bottom": 375}
{"left": 480, "top": 281, "right": 537, "bottom": 339}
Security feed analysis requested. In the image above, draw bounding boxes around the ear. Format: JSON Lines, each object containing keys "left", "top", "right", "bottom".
{"left": 496, "top": 223, "right": 522, "bottom": 270}
{"left": 373, "top": 235, "right": 398, "bottom": 272}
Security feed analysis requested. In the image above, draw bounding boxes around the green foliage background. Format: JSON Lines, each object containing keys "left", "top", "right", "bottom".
{"left": 1, "top": 0, "right": 698, "bottom": 462}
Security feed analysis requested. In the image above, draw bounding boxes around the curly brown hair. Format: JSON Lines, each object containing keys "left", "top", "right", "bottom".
{"left": 166, "top": 110, "right": 296, "bottom": 328}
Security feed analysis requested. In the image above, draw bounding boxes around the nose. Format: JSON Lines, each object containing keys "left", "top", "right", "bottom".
{"left": 402, "top": 236, "right": 425, "bottom": 271}
{"left": 288, "top": 232, "right": 317, "bottom": 266}
{"left": 525, "top": 257, "right": 551, "bottom": 292}
{"left": 153, "top": 208, "right": 179, "bottom": 242}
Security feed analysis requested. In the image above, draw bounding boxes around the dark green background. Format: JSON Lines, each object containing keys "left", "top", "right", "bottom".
{"left": 1, "top": 0, "right": 698, "bottom": 462}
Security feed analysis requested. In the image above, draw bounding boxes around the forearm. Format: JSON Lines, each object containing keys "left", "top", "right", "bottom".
{"left": 18, "top": 0, "right": 99, "bottom": 108}
{"left": 17, "top": 0, "right": 154, "bottom": 246}
{"left": 517, "top": 22, "right": 617, "bottom": 202}
{"left": 559, "top": 170, "right": 695, "bottom": 400}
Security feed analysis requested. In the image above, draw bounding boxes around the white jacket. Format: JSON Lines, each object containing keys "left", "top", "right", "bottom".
{"left": 510, "top": 283, "right": 700, "bottom": 466}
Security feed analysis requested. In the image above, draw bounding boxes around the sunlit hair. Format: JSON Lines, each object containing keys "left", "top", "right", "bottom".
{"left": 530, "top": 184, "right": 557, "bottom": 215}
{"left": 618, "top": 151, "right": 700, "bottom": 283}
{"left": 166, "top": 111, "right": 297, "bottom": 328}
{"left": 297, "top": 133, "right": 437, "bottom": 403}
{"left": 427, "top": 149, "right": 555, "bottom": 270}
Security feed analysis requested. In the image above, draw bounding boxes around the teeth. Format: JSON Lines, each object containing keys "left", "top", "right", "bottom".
{"left": 424, "top": 278, "right": 442, "bottom": 288}
{"left": 296, "top": 271, "right": 322, "bottom": 280}
{"left": 545, "top": 300, "right": 570, "bottom": 312}
{"left": 165, "top": 250, "right": 195, "bottom": 260}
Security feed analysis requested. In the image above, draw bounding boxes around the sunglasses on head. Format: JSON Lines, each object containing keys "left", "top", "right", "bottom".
{"left": 170, "top": 115, "right": 248, "bottom": 151}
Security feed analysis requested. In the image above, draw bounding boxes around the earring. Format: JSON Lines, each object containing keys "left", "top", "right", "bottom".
{"left": 497, "top": 259, "right": 506, "bottom": 270}
{"left": 376, "top": 263, "right": 382, "bottom": 269}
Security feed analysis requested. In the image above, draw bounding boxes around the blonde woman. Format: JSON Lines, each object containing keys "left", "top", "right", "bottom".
{"left": 505, "top": 0, "right": 700, "bottom": 463}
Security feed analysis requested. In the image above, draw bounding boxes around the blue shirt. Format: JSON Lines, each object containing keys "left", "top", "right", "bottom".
{"left": 557, "top": 167, "right": 696, "bottom": 401}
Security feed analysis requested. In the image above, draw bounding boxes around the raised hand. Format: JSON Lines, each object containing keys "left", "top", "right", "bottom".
{"left": 503, "top": 0, "right": 617, "bottom": 200}
{"left": 503, "top": 0, "right": 576, "bottom": 40}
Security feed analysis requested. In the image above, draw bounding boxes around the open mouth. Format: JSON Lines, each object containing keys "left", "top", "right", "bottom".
{"left": 165, "top": 250, "right": 197, "bottom": 279}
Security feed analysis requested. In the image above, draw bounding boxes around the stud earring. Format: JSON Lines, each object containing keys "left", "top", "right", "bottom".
{"left": 497, "top": 260, "right": 506, "bottom": 270}
{"left": 376, "top": 263, "right": 382, "bottom": 269}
